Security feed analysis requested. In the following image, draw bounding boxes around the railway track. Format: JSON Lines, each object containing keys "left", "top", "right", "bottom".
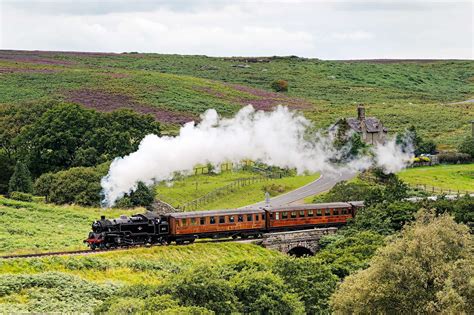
{"left": 0, "top": 237, "right": 258, "bottom": 260}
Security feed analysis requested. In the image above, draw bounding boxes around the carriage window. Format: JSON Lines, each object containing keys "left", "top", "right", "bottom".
{"left": 308, "top": 210, "right": 314, "bottom": 217}
{"left": 229, "top": 216, "right": 235, "bottom": 223}
{"left": 325, "top": 209, "right": 331, "bottom": 216}
{"left": 191, "top": 218, "right": 196, "bottom": 225}
{"left": 299, "top": 210, "right": 305, "bottom": 217}
{"left": 317, "top": 209, "right": 322, "bottom": 216}
{"left": 210, "top": 216, "right": 216, "bottom": 224}
{"left": 262, "top": 214, "right": 266, "bottom": 220}
{"left": 238, "top": 215, "right": 243, "bottom": 222}
{"left": 281, "top": 212, "right": 288, "bottom": 219}
{"left": 255, "top": 214, "right": 259, "bottom": 221}
{"left": 219, "top": 216, "right": 225, "bottom": 224}
{"left": 291, "top": 211, "right": 297, "bottom": 219}
{"left": 247, "top": 214, "right": 253, "bottom": 221}
{"left": 342, "top": 209, "right": 347, "bottom": 215}
{"left": 275, "top": 212, "right": 279, "bottom": 220}
{"left": 200, "top": 217, "right": 205, "bottom": 225}
{"left": 181, "top": 219, "right": 187, "bottom": 226}
{"left": 333, "top": 209, "right": 339, "bottom": 216}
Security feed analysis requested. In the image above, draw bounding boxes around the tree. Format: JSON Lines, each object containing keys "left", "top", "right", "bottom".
{"left": 396, "top": 125, "right": 436, "bottom": 156}
{"left": 8, "top": 161, "right": 33, "bottom": 194}
{"left": 116, "top": 182, "right": 155, "bottom": 209}
{"left": 230, "top": 271, "right": 305, "bottom": 314}
{"left": 458, "top": 135, "right": 474, "bottom": 158}
{"left": 273, "top": 257, "right": 338, "bottom": 313}
{"left": 159, "top": 267, "right": 239, "bottom": 314}
{"left": 330, "top": 211, "right": 473, "bottom": 314}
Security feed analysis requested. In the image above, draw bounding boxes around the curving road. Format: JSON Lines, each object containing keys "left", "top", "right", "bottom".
{"left": 243, "top": 171, "right": 357, "bottom": 208}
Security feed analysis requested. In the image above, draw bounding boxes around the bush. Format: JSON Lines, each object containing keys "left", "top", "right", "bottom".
{"left": 438, "top": 152, "right": 472, "bottom": 164}
{"left": 34, "top": 164, "right": 106, "bottom": 206}
{"left": 9, "top": 191, "right": 33, "bottom": 202}
{"left": 270, "top": 79, "right": 288, "bottom": 92}
{"left": 115, "top": 182, "right": 155, "bottom": 208}
{"left": 262, "top": 183, "right": 289, "bottom": 196}
{"left": 457, "top": 136, "right": 474, "bottom": 158}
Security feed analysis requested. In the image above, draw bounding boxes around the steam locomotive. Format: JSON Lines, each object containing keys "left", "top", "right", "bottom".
{"left": 85, "top": 201, "right": 363, "bottom": 249}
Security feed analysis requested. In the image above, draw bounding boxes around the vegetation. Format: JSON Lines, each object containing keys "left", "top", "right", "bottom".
{"left": 270, "top": 79, "right": 289, "bottom": 92}
{"left": 0, "top": 52, "right": 472, "bottom": 149}
{"left": 331, "top": 211, "right": 473, "bottom": 314}
{"left": 398, "top": 164, "right": 474, "bottom": 192}
{"left": 0, "top": 196, "right": 134, "bottom": 254}
{"left": 458, "top": 135, "right": 474, "bottom": 158}
{"left": 8, "top": 161, "right": 33, "bottom": 194}
{"left": 396, "top": 125, "right": 437, "bottom": 156}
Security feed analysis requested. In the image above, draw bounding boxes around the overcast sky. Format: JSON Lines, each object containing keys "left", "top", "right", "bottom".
{"left": 0, "top": 0, "right": 472, "bottom": 59}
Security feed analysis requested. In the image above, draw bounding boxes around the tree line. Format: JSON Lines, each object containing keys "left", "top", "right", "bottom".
{"left": 1, "top": 101, "right": 159, "bottom": 206}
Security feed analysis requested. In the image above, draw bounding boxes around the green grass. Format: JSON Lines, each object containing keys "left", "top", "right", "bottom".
{"left": 156, "top": 171, "right": 320, "bottom": 209}
{"left": 0, "top": 196, "right": 137, "bottom": 255}
{"left": 0, "top": 242, "right": 281, "bottom": 285}
{"left": 1, "top": 51, "right": 472, "bottom": 147}
{"left": 397, "top": 164, "right": 474, "bottom": 192}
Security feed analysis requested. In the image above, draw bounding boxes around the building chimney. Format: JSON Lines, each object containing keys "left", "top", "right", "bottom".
{"left": 357, "top": 105, "right": 365, "bottom": 121}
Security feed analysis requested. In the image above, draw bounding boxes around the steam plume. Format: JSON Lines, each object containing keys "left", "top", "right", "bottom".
{"left": 101, "top": 105, "right": 412, "bottom": 207}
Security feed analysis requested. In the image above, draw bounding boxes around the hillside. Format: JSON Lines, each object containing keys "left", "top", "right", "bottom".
{"left": 1, "top": 50, "right": 472, "bottom": 147}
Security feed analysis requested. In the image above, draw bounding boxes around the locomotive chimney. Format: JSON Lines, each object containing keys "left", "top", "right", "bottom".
{"left": 101, "top": 215, "right": 105, "bottom": 220}
{"left": 357, "top": 105, "right": 365, "bottom": 121}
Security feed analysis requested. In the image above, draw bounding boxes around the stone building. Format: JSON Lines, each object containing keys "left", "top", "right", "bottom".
{"left": 336, "top": 106, "right": 388, "bottom": 145}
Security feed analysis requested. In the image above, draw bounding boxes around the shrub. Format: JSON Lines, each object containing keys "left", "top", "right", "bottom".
{"left": 9, "top": 191, "right": 33, "bottom": 202}
{"left": 270, "top": 79, "right": 288, "bottom": 92}
{"left": 262, "top": 183, "right": 289, "bottom": 196}
{"left": 115, "top": 182, "right": 155, "bottom": 208}
{"left": 457, "top": 136, "right": 474, "bottom": 158}
{"left": 438, "top": 152, "right": 472, "bottom": 164}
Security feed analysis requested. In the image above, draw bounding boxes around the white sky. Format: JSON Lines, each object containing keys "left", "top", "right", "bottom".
{"left": 1, "top": 0, "right": 472, "bottom": 59}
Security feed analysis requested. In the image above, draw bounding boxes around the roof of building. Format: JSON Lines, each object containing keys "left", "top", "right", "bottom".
{"left": 166, "top": 208, "right": 265, "bottom": 218}
{"left": 347, "top": 117, "right": 388, "bottom": 133}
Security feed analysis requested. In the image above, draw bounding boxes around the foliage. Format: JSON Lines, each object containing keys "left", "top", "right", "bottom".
{"left": 330, "top": 211, "right": 473, "bottom": 314}
{"left": 270, "top": 79, "right": 289, "bottom": 92}
{"left": 262, "top": 183, "right": 290, "bottom": 196}
{"left": 315, "top": 181, "right": 373, "bottom": 202}
{"left": 8, "top": 161, "right": 33, "bottom": 194}
{"left": 16, "top": 103, "right": 160, "bottom": 176}
{"left": 158, "top": 266, "right": 239, "bottom": 314}
{"left": 0, "top": 272, "right": 118, "bottom": 313}
{"left": 273, "top": 257, "right": 338, "bottom": 313}
{"left": 458, "top": 135, "right": 474, "bottom": 157}
{"left": 34, "top": 164, "right": 106, "bottom": 206}
{"left": 8, "top": 191, "right": 33, "bottom": 202}
{"left": 438, "top": 152, "right": 472, "bottom": 164}
{"left": 316, "top": 231, "right": 386, "bottom": 278}
{"left": 396, "top": 125, "right": 437, "bottom": 156}
{"left": 230, "top": 270, "right": 305, "bottom": 314}
{"left": 115, "top": 182, "right": 155, "bottom": 209}
{"left": 333, "top": 119, "right": 368, "bottom": 161}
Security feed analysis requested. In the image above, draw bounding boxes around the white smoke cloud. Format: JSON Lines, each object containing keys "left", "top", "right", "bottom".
{"left": 373, "top": 138, "right": 414, "bottom": 174}
{"left": 101, "top": 105, "right": 412, "bottom": 207}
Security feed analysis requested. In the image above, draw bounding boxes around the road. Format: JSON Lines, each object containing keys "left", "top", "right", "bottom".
{"left": 243, "top": 170, "right": 356, "bottom": 208}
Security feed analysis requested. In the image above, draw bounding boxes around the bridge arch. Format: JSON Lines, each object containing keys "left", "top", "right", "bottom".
{"left": 287, "top": 246, "right": 314, "bottom": 257}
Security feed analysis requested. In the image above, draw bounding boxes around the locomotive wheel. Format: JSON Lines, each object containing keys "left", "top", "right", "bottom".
{"left": 90, "top": 244, "right": 96, "bottom": 250}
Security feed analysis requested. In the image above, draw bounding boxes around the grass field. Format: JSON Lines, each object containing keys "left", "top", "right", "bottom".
{"left": 0, "top": 197, "right": 137, "bottom": 255}
{"left": 156, "top": 170, "right": 320, "bottom": 209}
{"left": 398, "top": 164, "right": 474, "bottom": 192}
{"left": 1, "top": 51, "right": 472, "bottom": 147}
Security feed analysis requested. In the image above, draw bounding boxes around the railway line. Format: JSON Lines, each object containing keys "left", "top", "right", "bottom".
{"left": 0, "top": 237, "right": 256, "bottom": 260}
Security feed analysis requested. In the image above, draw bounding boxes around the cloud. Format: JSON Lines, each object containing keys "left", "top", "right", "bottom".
{"left": 0, "top": 0, "right": 472, "bottom": 59}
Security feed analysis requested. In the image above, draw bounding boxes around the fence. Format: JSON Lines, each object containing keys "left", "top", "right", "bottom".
{"left": 180, "top": 176, "right": 269, "bottom": 211}
{"left": 411, "top": 184, "right": 474, "bottom": 196}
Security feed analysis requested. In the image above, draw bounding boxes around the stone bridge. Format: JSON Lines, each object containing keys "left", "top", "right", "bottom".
{"left": 256, "top": 227, "right": 338, "bottom": 257}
